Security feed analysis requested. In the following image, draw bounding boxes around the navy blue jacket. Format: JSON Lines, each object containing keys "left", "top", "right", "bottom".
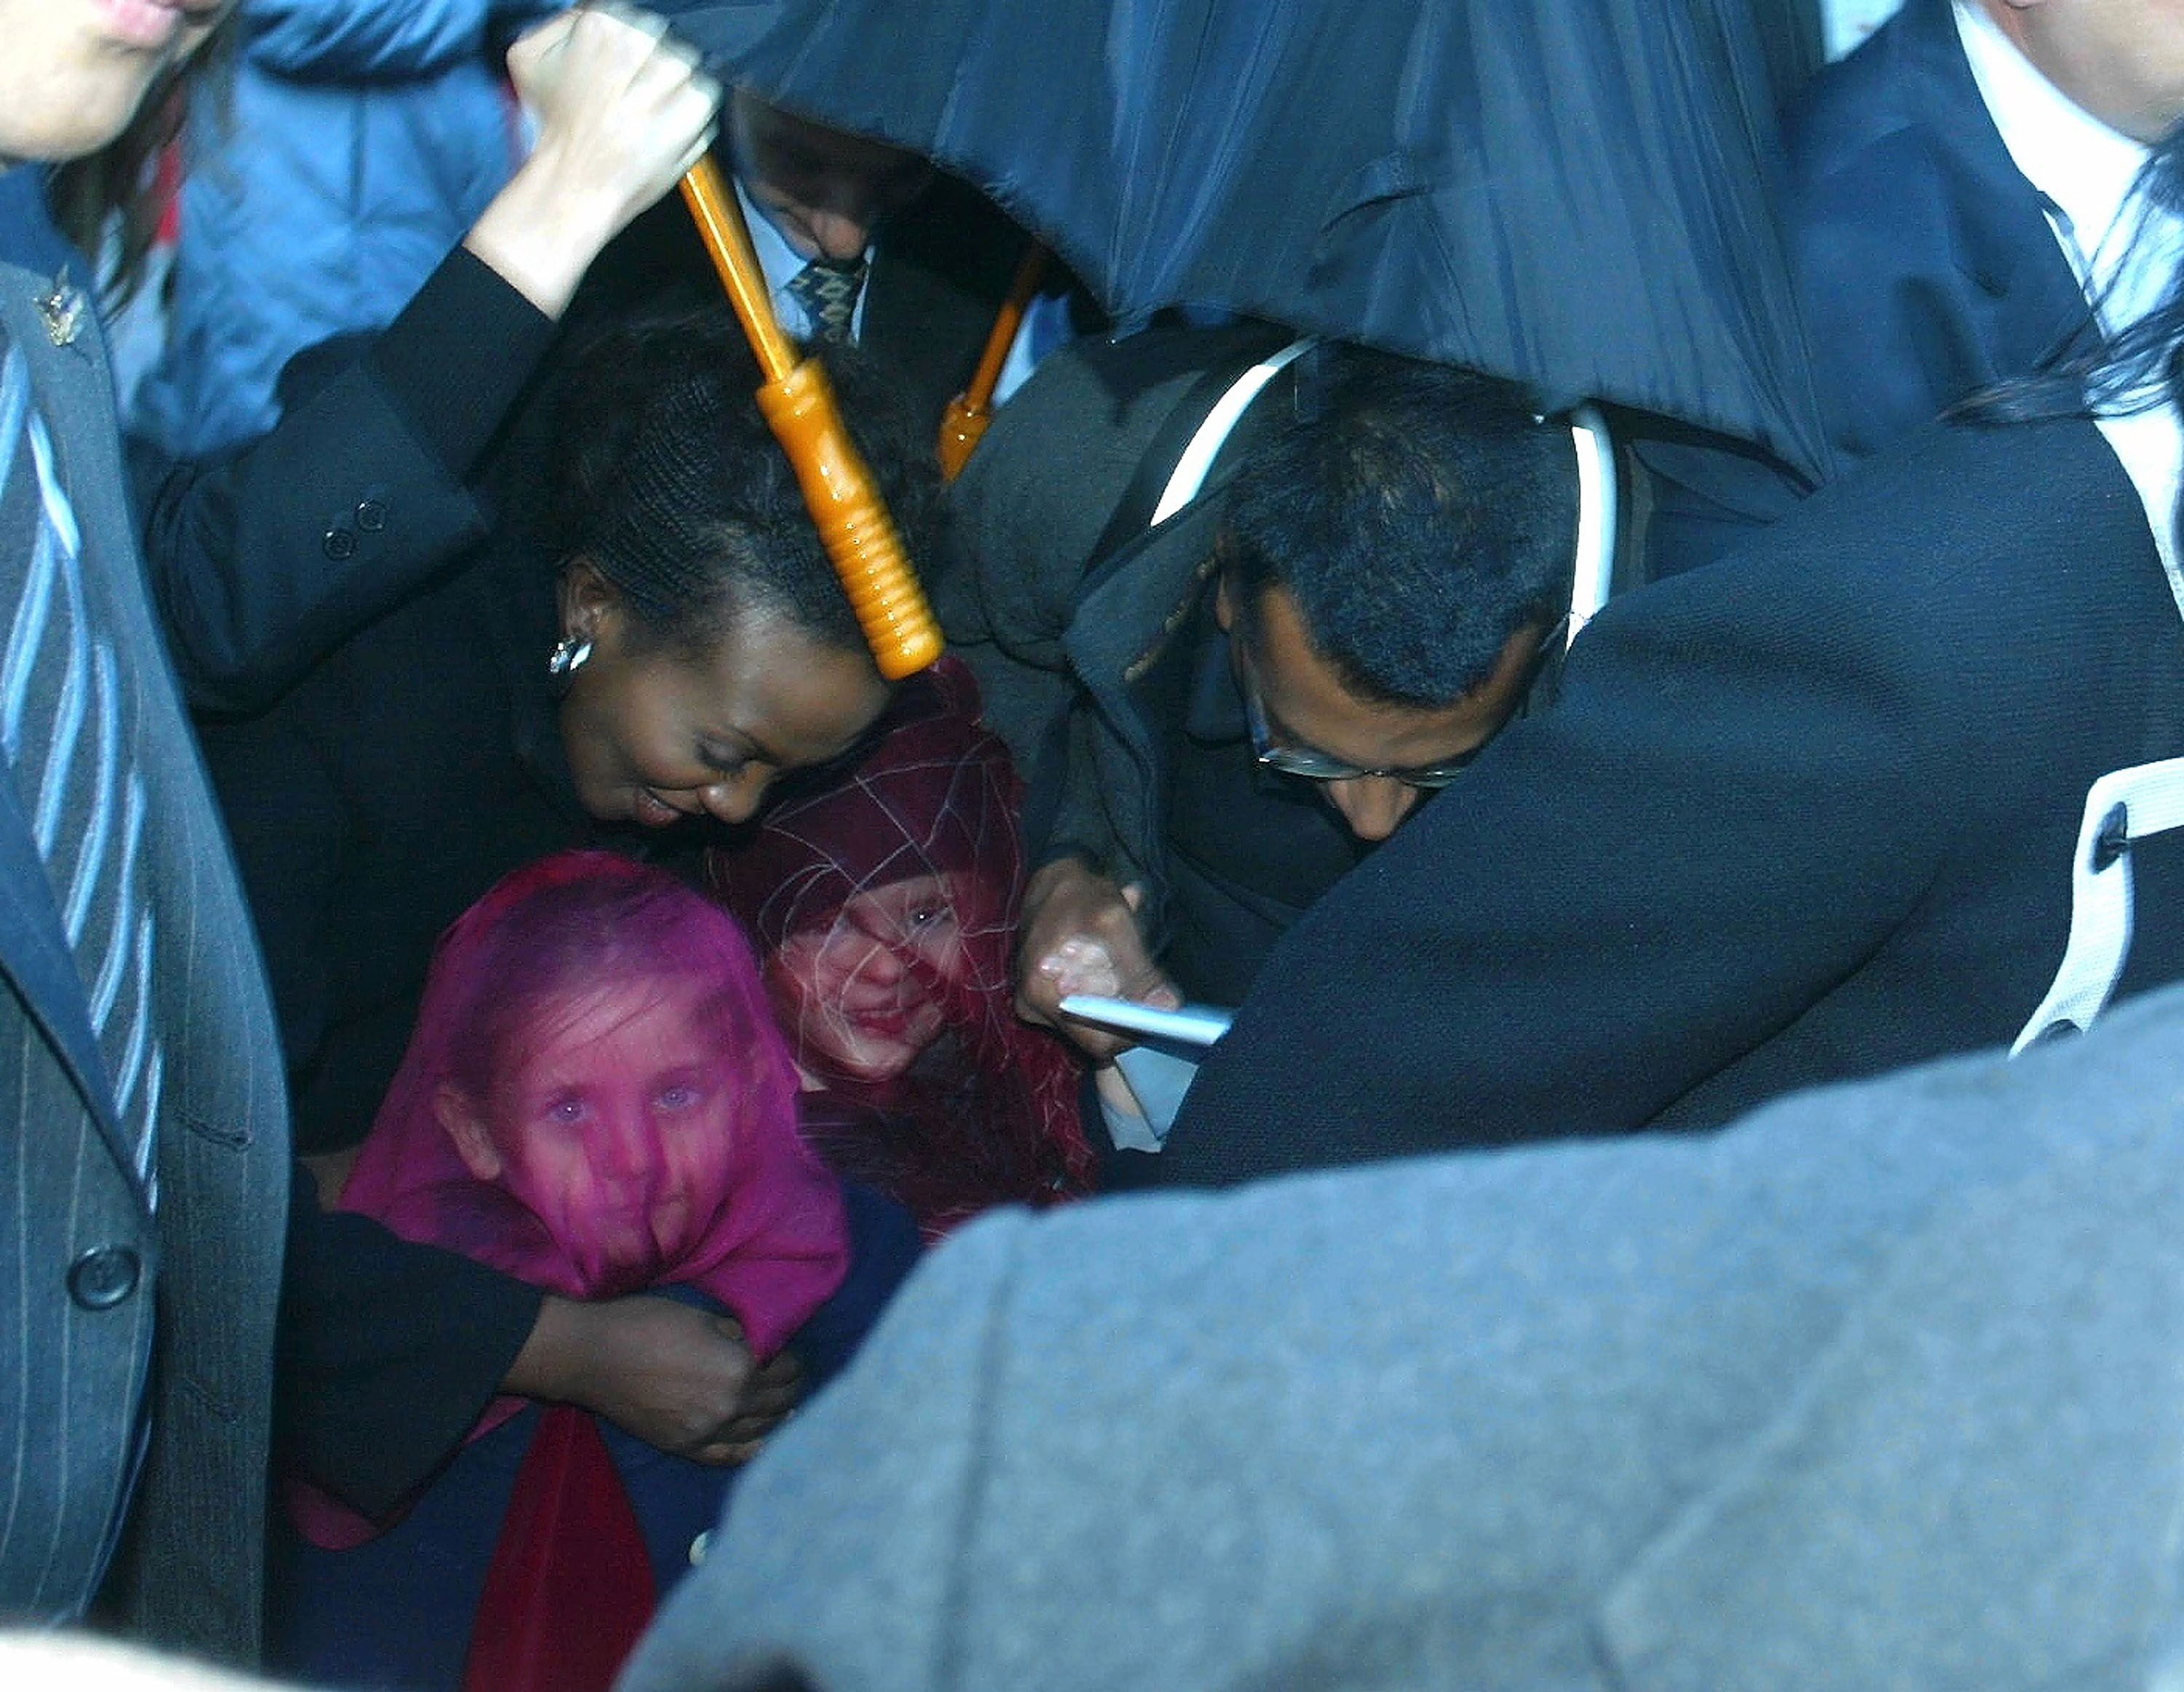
{"left": 1161, "top": 416, "right": 2184, "bottom": 1184}
{"left": 132, "top": 0, "right": 553, "bottom": 459}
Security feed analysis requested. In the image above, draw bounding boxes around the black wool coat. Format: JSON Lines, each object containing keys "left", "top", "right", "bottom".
{"left": 1163, "top": 416, "right": 2184, "bottom": 1185}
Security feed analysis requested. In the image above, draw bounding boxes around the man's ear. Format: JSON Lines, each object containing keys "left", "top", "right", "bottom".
{"left": 1214, "top": 569, "right": 1237, "bottom": 633}
{"left": 555, "top": 556, "right": 620, "bottom": 649}
{"left": 433, "top": 1083, "right": 505, "bottom": 1182}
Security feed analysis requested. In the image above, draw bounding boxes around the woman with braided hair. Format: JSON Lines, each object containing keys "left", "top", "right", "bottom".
{"left": 535, "top": 307, "right": 926, "bottom": 834}
{"left": 202, "top": 304, "right": 939, "bottom": 1163}
{"left": 194, "top": 307, "right": 941, "bottom": 1603}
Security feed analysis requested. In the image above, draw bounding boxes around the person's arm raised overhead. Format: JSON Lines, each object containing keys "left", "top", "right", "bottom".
{"left": 464, "top": 4, "right": 719, "bottom": 321}
{"left": 145, "top": 3, "right": 723, "bottom": 713}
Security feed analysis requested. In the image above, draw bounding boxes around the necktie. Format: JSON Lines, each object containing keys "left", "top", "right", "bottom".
{"left": 786, "top": 258, "right": 867, "bottom": 344}
{"left": 0, "top": 326, "right": 162, "bottom": 1185}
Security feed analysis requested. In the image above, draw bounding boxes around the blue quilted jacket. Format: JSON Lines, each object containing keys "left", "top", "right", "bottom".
{"left": 132, "top": 0, "right": 553, "bottom": 457}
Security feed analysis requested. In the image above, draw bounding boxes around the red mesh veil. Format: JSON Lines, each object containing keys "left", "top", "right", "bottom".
{"left": 708, "top": 658, "right": 1093, "bottom": 1236}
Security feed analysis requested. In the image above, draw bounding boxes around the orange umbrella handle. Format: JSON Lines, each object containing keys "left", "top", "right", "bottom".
{"left": 759, "top": 361, "right": 943, "bottom": 676}
{"left": 678, "top": 155, "right": 797, "bottom": 381}
{"left": 938, "top": 240, "right": 1051, "bottom": 480}
{"left": 935, "top": 393, "right": 987, "bottom": 483}
{"left": 678, "top": 157, "right": 942, "bottom": 679}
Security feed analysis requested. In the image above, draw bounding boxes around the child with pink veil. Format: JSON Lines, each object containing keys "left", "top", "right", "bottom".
{"left": 333, "top": 849, "right": 847, "bottom": 1346}
{"left": 276, "top": 851, "right": 910, "bottom": 1692}
{"left": 709, "top": 658, "right": 1096, "bottom": 1238}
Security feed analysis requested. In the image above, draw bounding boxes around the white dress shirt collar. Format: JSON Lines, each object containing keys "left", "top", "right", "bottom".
{"left": 732, "top": 173, "right": 872, "bottom": 344}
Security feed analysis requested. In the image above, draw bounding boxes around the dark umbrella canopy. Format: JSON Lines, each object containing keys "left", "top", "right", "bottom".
{"left": 670, "top": 0, "right": 1830, "bottom": 484}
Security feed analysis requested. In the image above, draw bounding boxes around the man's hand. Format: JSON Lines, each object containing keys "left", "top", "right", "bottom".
{"left": 505, "top": 1294, "right": 802, "bottom": 1465}
{"left": 464, "top": 4, "right": 721, "bottom": 319}
{"left": 1016, "top": 858, "right": 1181, "bottom": 1062}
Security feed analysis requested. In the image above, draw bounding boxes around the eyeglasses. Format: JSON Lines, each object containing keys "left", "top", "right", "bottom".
{"left": 1236, "top": 616, "right": 1567, "bottom": 792}
{"left": 1238, "top": 668, "right": 1480, "bottom": 790}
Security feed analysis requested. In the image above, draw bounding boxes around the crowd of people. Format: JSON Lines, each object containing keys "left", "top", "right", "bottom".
{"left": 4, "top": 0, "right": 2184, "bottom": 1687}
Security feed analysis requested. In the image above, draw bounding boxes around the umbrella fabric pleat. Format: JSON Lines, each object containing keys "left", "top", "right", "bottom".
{"left": 689, "top": 0, "right": 1831, "bottom": 481}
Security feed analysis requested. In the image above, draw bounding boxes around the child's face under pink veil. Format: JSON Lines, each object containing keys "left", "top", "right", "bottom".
{"left": 763, "top": 871, "right": 983, "bottom": 1084}
{"left": 435, "top": 973, "right": 769, "bottom": 1284}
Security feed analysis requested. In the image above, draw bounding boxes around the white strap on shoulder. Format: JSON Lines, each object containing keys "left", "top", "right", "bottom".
{"left": 2012, "top": 756, "right": 2184, "bottom": 1053}
{"left": 1152, "top": 353, "right": 1619, "bottom": 651}
{"left": 1566, "top": 405, "right": 1617, "bottom": 646}
{"left": 1150, "top": 337, "right": 1318, "bottom": 526}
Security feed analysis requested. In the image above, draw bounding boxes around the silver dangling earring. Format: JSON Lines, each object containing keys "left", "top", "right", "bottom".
{"left": 547, "top": 635, "right": 593, "bottom": 677}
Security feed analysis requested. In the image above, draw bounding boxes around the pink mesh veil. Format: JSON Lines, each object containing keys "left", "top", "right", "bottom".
{"left": 338, "top": 850, "right": 847, "bottom": 1353}
{"left": 296, "top": 852, "right": 848, "bottom": 1548}
{"left": 708, "top": 659, "right": 1093, "bottom": 1236}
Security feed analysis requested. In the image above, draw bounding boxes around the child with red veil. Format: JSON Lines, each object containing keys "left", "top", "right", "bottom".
{"left": 709, "top": 657, "right": 1096, "bottom": 1238}
{"left": 273, "top": 851, "right": 914, "bottom": 1692}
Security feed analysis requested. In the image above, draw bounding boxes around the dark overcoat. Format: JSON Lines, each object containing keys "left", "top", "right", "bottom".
{"left": 1163, "top": 415, "right": 2184, "bottom": 1184}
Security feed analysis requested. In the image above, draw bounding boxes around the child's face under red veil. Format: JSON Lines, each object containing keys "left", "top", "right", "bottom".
{"left": 762, "top": 871, "right": 979, "bottom": 1083}
{"left": 711, "top": 660, "right": 1024, "bottom": 1092}
{"left": 299, "top": 850, "right": 847, "bottom": 1557}
{"left": 344, "top": 850, "right": 817, "bottom": 1299}
{"left": 707, "top": 661, "right": 1096, "bottom": 1230}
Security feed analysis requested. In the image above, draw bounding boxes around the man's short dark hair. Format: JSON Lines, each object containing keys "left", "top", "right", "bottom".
{"left": 1222, "top": 348, "right": 1579, "bottom": 710}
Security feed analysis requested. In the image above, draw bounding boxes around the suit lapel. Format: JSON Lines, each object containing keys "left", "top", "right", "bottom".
{"left": 1897, "top": 0, "right": 2097, "bottom": 369}
{"left": 0, "top": 255, "right": 138, "bottom": 1185}
{"left": 0, "top": 759, "right": 127, "bottom": 1148}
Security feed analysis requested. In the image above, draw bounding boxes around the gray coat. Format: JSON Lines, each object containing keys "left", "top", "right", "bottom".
{"left": 0, "top": 252, "right": 289, "bottom": 1660}
{"left": 622, "top": 979, "right": 2184, "bottom": 1692}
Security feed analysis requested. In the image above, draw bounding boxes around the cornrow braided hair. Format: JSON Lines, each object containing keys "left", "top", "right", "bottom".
{"left": 546, "top": 307, "right": 942, "bottom": 656}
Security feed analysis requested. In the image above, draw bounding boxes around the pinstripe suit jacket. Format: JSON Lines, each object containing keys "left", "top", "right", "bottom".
{"left": 0, "top": 248, "right": 290, "bottom": 1662}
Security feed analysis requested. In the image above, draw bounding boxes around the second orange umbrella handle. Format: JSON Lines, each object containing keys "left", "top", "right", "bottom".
{"left": 757, "top": 360, "right": 943, "bottom": 679}
{"left": 936, "top": 392, "right": 990, "bottom": 481}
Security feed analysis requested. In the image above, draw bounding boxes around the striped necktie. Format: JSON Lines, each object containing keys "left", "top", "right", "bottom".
{"left": 786, "top": 257, "right": 867, "bottom": 344}
{"left": 0, "top": 327, "right": 162, "bottom": 1189}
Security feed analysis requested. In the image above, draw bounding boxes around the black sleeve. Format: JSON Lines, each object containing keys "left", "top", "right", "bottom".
{"left": 277, "top": 1163, "right": 545, "bottom": 1518}
{"left": 138, "top": 247, "right": 555, "bottom": 719}
{"left": 194, "top": 697, "right": 349, "bottom": 1128}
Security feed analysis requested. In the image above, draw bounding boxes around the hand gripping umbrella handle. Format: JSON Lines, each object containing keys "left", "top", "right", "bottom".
{"left": 938, "top": 240, "right": 1051, "bottom": 480}
{"left": 677, "top": 156, "right": 942, "bottom": 679}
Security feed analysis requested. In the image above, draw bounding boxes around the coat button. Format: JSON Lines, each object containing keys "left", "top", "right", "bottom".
{"left": 68, "top": 1245, "right": 141, "bottom": 1310}
{"left": 355, "top": 498, "right": 387, "bottom": 533}
{"left": 322, "top": 526, "right": 357, "bottom": 561}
